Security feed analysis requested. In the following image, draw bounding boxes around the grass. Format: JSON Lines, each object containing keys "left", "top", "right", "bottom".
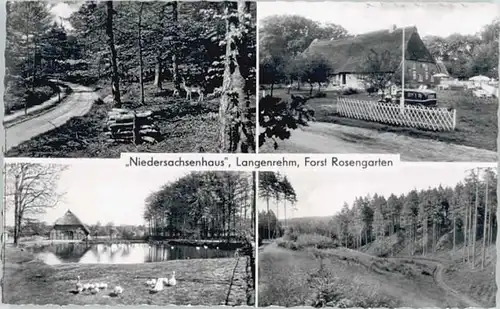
{"left": 6, "top": 81, "right": 253, "bottom": 157}
{"left": 258, "top": 243, "right": 459, "bottom": 308}
{"left": 268, "top": 87, "right": 497, "bottom": 151}
{"left": 438, "top": 244, "right": 496, "bottom": 307}
{"left": 359, "top": 231, "right": 496, "bottom": 307}
{"left": 3, "top": 246, "right": 250, "bottom": 306}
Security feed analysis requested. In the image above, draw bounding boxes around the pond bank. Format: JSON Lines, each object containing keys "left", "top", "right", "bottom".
{"left": 4, "top": 246, "right": 250, "bottom": 306}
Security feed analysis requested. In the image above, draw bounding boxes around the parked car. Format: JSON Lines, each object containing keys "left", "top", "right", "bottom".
{"left": 379, "top": 89, "right": 438, "bottom": 107}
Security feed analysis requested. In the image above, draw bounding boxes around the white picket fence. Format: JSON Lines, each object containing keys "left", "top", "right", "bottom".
{"left": 336, "top": 98, "right": 457, "bottom": 131}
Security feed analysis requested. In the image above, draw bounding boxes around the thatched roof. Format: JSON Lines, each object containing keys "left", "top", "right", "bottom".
{"left": 53, "top": 210, "right": 90, "bottom": 234}
{"left": 303, "top": 26, "right": 438, "bottom": 74}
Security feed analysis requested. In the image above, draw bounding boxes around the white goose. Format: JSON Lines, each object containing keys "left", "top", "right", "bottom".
{"left": 83, "top": 283, "right": 92, "bottom": 291}
{"left": 195, "top": 246, "right": 200, "bottom": 250}
{"left": 113, "top": 286, "right": 124, "bottom": 295}
{"left": 151, "top": 277, "right": 164, "bottom": 292}
{"left": 76, "top": 276, "right": 84, "bottom": 293}
{"left": 167, "top": 271, "right": 177, "bottom": 286}
{"left": 203, "top": 245, "right": 208, "bottom": 249}
{"left": 146, "top": 278, "right": 157, "bottom": 287}
{"left": 90, "top": 286, "right": 99, "bottom": 294}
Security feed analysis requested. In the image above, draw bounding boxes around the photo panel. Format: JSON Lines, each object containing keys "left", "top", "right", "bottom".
{"left": 3, "top": 0, "right": 257, "bottom": 157}
{"left": 257, "top": 163, "right": 496, "bottom": 308}
{"left": 258, "top": 1, "right": 498, "bottom": 162}
{"left": 2, "top": 159, "right": 256, "bottom": 306}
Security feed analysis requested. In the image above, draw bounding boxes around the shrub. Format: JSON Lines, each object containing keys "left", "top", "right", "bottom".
{"left": 277, "top": 233, "right": 337, "bottom": 250}
{"left": 341, "top": 87, "right": 359, "bottom": 95}
{"left": 313, "top": 91, "right": 327, "bottom": 98}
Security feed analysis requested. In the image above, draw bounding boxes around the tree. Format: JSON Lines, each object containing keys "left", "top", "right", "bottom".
{"left": 5, "top": 163, "right": 67, "bottom": 245}
{"left": 295, "top": 53, "right": 333, "bottom": 95}
{"left": 259, "top": 94, "right": 315, "bottom": 149}
{"left": 105, "top": 1, "right": 121, "bottom": 108}
{"left": 359, "top": 49, "right": 400, "bottom": 96}
{"left": 216, "top": 1, "right": 256, "bottom": 153}
{"left": 6, "top": 1, "right": 53, "bottom": 114}
{"left": 259, "top": 172, "right": 280, "bottom": 239}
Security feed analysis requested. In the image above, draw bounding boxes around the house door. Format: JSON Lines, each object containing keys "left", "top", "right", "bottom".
{"left": 341, "top": 73, "right": 346, "bottom": 85}
{"left": 69, "top": 231, "right": 74, "bottom": 240}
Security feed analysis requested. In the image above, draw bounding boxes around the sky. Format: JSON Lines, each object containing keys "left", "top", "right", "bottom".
{"left": 258, "top": 163, "right": 497, "bottom": 220}
{"left": 258, "top": 2, "right": 499, "bottom": 38}
{"left": 5, "top": 161, "right": 192, "bottom": 227}
{"left": 49, "top": 1, "right": 82, "bottom": 30}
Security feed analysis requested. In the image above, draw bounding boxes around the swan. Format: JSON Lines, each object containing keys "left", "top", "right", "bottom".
{"left": 171, "top": 246, "right": 174, "bottom": 249}
{"left": 216, "top": 246, "right": 220, "bottom": 250}
{"left": 196, "top": 246, "right": 200, "bottom": 250}
{"left": 167, "top": 271, "right": 177, "bottom": 286}
{"left": 203, "top": 245, "right": 208, "bottom": 249}
{"left": 113, "top": 286, "right": 124, "bottom": 295}
{"left": 151, "top": 277, "right": 164, "bottom": 292}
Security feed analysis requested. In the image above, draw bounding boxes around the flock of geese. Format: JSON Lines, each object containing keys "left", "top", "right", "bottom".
{"left": 74, "top": 271, "right": 177, "bottom": 296}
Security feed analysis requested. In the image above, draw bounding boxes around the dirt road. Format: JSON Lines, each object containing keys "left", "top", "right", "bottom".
{"left": 5, "top": 83, "right": 98, "bottom": 151}
{"left": 264, "top": 121, "right": 497, "bottom": 162}
{"left": 389, "top": 256, "right": 483, "bottom": 308}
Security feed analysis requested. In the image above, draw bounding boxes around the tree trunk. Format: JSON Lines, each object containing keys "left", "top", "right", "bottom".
{"left": 171, "top": 1, "right": 179, "bottom": 91}
{"left": 481, "top": 176, "right": 489, "bottom": 269}
{"left": 432, "top": 221, "right": 436, "bottom": 253}
{"left": 453, "top": 216, "right": 456, "bottom": 251}
{"left": 106, "top": 1, "right": 121, "bottom": 108}
{"left": 463, "top": 201, "right": 468, "bottom": 263}
{"left": 154, "top": 56, "right": 162, "bottom": 90}
{"left": 218, "top": 1, "right": 250, "bottom": 153}
{"left": 138, "top": 2, "right": 145, "bottom": 105}
{"left": 472, "top": 178, "right": 479, "bottom": 268}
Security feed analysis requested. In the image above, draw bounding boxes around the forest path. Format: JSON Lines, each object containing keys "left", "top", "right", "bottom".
{"left": 389, "top": 256, "right": 484, "bottom": 308}
{"left": 5, "top": 82, "right": 98, "bottom": 151}
{"left": 263, "top": 121, "right": 497, "bottom": 162}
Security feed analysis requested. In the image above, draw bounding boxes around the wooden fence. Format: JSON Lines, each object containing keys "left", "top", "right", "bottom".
{"left": 336, "top": 98, "right": 457, "bottom": 131}
{"left": 105, "top": 108, "right": 161, "bottom": 144}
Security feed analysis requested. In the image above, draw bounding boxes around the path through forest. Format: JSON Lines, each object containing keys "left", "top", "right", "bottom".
{"left": 388, "top": 256, "right": 483, "bottom": 308}
{"left": 265, "top": 121, "right": 497, "bottom": 162}
{"left": 259, "top": 243, "right": 484, "bottom": 308}
{"left": 5, "top": 82, "right": 98, "bottom": 151}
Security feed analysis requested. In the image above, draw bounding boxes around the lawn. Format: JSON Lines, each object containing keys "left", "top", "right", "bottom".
{"left": 258, "top": 242, "right": 462, "bottom": 308}
{"left": 3, "top": 246, "right": 251, "bottom": 306}
{"left": 6, "top": 81, "right": 256, "bottom": 157}
{"left": 266, "top": 87, "right": 497, "bottom": 151}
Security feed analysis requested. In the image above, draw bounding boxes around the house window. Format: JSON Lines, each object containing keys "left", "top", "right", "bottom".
{"left": 425, "top": 72, "right": 428, "bottom": 80}
{"left": 413, "top": 63, "right": 416, "bottom": 69}
{"left": 418, "top": 74, "right": 423, "bottom": 82}
{"left": 431, "top": 76, "right": 434, "bottom": 82}
{"left": 423, "top": 63, "right": 428, "bottom": 70}
{"left": 412, "top": 70, "right": 417, "bottom": 80}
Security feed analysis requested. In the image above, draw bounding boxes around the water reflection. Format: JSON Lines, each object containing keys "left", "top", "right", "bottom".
{"left": 31, "top": 242, "right": 234, "bottom": 265}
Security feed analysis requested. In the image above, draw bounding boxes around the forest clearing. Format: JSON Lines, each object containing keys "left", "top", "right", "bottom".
{"left": 4, "top": 1, "right": 256, "bottom": 157}
{"left": 258, "top": 167, "right": 496, "bottom": 308}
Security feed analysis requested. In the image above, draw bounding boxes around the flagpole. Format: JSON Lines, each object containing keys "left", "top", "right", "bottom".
{"left": 400, "top": 27, "right": 405, "bottom": 113}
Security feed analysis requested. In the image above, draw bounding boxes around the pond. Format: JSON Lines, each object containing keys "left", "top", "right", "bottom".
{"left": 30, "top": 242, "right": 235, "bottom": 265}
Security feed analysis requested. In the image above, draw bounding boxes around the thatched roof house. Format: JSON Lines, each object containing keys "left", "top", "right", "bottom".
{"left": 49, "top": 210, "right": 90, "bottom": 241}
{"left": 303, "top": 26, "right": 444, "bottom": 89}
